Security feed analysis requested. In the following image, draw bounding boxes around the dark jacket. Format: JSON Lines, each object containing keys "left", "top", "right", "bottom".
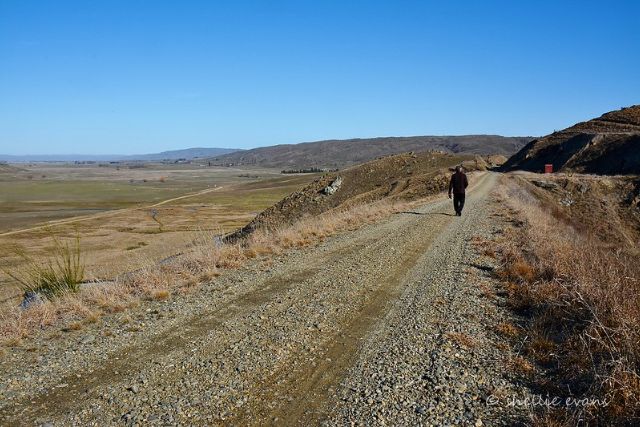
{"left": 449, "top": 171, "right": 468, "bottom": 195}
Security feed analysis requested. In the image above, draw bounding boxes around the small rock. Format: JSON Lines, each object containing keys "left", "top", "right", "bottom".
{"left": 531, "top": 180, "right": 558, "bottom": 190}
{"left": 81, "top": 335, "right": 95, "bottom": 344}
{"left": 20, "top": 291, "right": 45, "bottom": 310}
{"left": 323, "top": 176, "right": 343, "bottom": 195}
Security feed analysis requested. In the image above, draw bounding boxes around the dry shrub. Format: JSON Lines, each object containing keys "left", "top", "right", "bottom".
{"left": 494, "top": 176, "right": 640, "bottom": 424}
{"left": 509, "top": 355, "right": 535, "bottom": 377}
{"left": 528, "top": 332, "right": 556, "bottom": 365}
{"left": 151, "top": 289, "right": 170, "bottom": 300}
{"left": 478, "top": 282, "right": 496, "bottom": 299}
{"left": 63, "top": 321, "right": 83, "bottom": 332}
{"left": 504, "top": 281, "right": 536, "bottom": 312}
{"left": 84, "top": 311, "right": 100, "bottom": 324}
{"left": 495, "top": 322, "right": 520, "bottom": 339}
{"left": 123, "top": 265, "right": 172, "bottom": 298}
{"left": 498, "top": 258, "right": 536, "bottom": 283}
{"left": 446, "top": 331, "right": 476, "bottom": 348}
{"left": 216, "top": 244, "right": 246, "bottom": 268}
{"left": 482, "top": 247, "right": 496, "bottom": 258}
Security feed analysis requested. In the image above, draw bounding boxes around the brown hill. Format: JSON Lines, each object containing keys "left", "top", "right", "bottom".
{"left": 204, "top": 135, "right": 532, "bottom": 170}
{"left": 503, "top": 105, "right": 640, "bottom": 175}
{"left": 228, "top": 151, "right": 487, "bottom": 239}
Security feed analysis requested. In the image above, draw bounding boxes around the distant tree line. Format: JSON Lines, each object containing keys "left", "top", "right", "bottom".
{"left": 281, "top": 167, "right": 338, "bottom": 174}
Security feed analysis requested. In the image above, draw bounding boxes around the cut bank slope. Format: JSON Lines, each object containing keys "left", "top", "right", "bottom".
{"left": 503, "top": 105, "right": 640, "bottom": 175}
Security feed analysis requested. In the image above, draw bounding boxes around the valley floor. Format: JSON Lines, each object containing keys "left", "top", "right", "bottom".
{"left": 0, "top": 172, "right": 531, "bottom": 426}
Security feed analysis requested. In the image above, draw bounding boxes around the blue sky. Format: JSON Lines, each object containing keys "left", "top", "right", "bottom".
{"left": 1, "top": 1, "right": 638, "bottom": 155}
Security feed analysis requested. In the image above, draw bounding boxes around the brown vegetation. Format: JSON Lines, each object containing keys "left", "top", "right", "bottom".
{"left": 492, "top": 174, "right": 640, "bottom": 425}
{"left": 446, "top": 331, "right": 476, "bottom": 348}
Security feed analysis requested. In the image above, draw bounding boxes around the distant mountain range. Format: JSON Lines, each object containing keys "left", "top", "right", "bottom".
{"left": 0, "top": 147, "right": 240, "bottom": 163}
{"left": 201, "top": 135, "right": 534, "bottom": 169}
{"left": 1, "top": 135, "right": 535, "bottom": 168}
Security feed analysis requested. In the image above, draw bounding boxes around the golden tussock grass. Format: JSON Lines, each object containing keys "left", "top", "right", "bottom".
{"left": 84, "top": 311, "right": 100, "bottom": 324}
{"left": 493, "top": 176, "right": 640, "bottom": 424}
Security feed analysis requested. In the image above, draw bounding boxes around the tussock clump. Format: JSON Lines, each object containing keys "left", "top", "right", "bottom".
{"left": 3, "top": 235, "right": 84, "bottom": 299}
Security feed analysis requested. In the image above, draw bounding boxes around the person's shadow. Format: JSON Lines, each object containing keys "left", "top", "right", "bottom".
{"left": 399, "top": 211, "right": 456, "bottom": 216}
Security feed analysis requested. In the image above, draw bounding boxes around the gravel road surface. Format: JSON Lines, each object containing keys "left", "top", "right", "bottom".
{"left": 0, "top": 172, "right": 530, "bottom": 426}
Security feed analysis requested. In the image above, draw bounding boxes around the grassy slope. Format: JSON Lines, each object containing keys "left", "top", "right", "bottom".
{"left": 491, "top": 173, "right": 640, "bottom": 424}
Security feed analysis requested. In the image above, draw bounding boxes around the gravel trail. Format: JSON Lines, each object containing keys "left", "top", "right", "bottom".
{"left": 0, "top": 171, "right": 529, "bottom": 426}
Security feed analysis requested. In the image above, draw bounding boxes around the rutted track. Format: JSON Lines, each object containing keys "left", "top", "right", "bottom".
{"left": 0, "top": 172, "right": 528, "bottom": 425}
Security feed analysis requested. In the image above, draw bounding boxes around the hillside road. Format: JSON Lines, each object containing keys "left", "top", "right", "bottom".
{"left": 0, "top": 172, "right": 529, "bottom": 425}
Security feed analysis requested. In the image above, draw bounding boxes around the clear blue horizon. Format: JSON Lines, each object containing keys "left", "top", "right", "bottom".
{"left": 1, "top": 0, "right": 639, "bottom": 155}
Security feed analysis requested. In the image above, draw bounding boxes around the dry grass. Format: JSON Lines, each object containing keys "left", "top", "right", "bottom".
{"left": 63, "top": 321, "right": 83, "bottom": 332}
{"left": 0, "top": 197, "right": 412, "bottom": 348}
{"left": 493, "top": 176, "right": 640, "bottom": 424}
{"left": 151, "top": 289, "right": 170, "bottom": 300}
{"left": 446, "top": 331, "right": 476, "bottom": 348}
{"left": 495, "top": 321, "right": 520, "bottom": 339}
{"left": 3, "top": 234, "right": 85, "bottom": 299}
{"left": 509, "top": 355, "right": 535, "bottom": 377}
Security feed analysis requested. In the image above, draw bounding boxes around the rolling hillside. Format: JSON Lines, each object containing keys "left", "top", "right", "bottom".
{"left": 228, "top": 151, "right": 489, "bottom": 239}
{"left": 203, "top": 135, "right": 532, "bottom": 169}
{"left": 503, "top": 105, "right": 640, "bottom": 174}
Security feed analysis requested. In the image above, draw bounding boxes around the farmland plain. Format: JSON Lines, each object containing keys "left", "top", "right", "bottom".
{"left": 0, "top": 162, "right": 317, "bottom": 305}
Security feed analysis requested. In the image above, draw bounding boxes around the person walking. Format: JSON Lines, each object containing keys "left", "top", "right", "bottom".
{"left": 448, "top": 166, "right": 468, "bottom": 216}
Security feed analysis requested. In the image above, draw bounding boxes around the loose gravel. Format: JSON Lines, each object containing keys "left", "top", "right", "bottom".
{"left": 0, "top": 172, "right": 531, "bottom": 426}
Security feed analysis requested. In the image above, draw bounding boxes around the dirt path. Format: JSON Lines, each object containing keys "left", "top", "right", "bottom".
{"left": 0, "top": 186, "right": 224, "bottom": 237}
{"left": 0, "top": 172, "right": 529, "bottom": 425}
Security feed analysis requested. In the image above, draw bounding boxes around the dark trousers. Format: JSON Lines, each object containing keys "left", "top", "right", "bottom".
{"left": 453, "top": 193, "right": 465, "bottom": 214}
